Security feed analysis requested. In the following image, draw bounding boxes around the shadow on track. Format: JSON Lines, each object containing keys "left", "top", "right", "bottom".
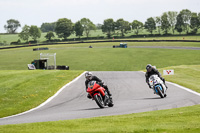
{"left": 77, "top": 107, "right": 108, "bottom": 111}
{"left": 143, "top": 97, "right": 165, "bottom": 100}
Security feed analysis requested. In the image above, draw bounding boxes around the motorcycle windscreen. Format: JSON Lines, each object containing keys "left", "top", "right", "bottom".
{"left": 150, "top": 75, "right": 156, "bottom": 81}
{"left": 88, "top": 81, "right": 96, "bottom": 89}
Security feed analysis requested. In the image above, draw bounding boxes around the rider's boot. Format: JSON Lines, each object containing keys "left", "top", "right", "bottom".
{"left": 164, "top": 83, "right": 168, "bottom": 89}
{"left": 106, "top": 89, "right": 112, "bottom": 100}
{"left": 104, "top": 85, "right": 112, "bottom": 96}
{"left": 161, "top": 77, "right": 168, "bottom": 89}
{"left": 107, "top": 90, "right": 112, "bottom": 96}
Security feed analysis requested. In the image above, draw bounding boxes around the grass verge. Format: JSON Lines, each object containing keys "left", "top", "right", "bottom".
{"left": 0, "top": 70, "right": 84, "bottom": 118}
{"left": 0, "top": 42, "right": 200, "bottom": 70}
{"left": 159, "top": 65, "right": 200, "bottom": 93}
{"left": 0, "top": 105, "right": 200, "bottom": 133}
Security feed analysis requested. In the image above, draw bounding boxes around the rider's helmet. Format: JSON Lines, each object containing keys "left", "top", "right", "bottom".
{"left": 85, "top": 71, "right": 93, "bottom": 80}
{"left": 146, "top": 64, "right": 152, "bottom": 72}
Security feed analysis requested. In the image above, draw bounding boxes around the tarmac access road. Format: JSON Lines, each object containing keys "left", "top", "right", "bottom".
{"left": 130, "top": 46, "right": 200, "bottom": 50}
{"left": 1, "top": 71, "right": 200, "bottom": 125}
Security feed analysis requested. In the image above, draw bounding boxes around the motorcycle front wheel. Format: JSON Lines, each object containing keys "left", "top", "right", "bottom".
{"left": 94, "top": 93, "right": 105, "bottom": 108}
{"left": 156, "top": 86, "right": 164, "bottom": 98}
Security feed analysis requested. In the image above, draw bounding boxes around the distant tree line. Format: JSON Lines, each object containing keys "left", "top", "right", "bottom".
{"left": 18, "top": 25, "right": 41, "bottom": 42}
{"left": 39, "top": 9, "right": 200, "bottom": 39}
{"left": 2, "top": 9, "right": 200, "bottom": 42}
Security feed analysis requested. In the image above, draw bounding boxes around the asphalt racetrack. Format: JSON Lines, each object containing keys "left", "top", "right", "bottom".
{"left": 1, "top": 71, "right": 200, "bottom": 125}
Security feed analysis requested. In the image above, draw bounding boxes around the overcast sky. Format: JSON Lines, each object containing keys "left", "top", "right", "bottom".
{"left": 0, "top": 0, "right": 199, "bottom": 33}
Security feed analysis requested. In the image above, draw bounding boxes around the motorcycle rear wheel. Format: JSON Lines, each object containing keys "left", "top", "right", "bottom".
{"left": 94, "top": 93, "right": 105, "bottom": 108}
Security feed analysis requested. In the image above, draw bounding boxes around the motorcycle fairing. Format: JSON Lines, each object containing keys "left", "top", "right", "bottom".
{"left": 87, "top": 81, "right": 106, "bottom": 97}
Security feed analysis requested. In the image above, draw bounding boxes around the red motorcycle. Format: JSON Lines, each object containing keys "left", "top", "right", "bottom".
{"left": 87, "top": 81, "right": 114, "bottom": 108}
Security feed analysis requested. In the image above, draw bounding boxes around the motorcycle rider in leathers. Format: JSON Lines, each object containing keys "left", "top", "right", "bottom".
{"left": 145, "top": 64, "right": 168, "bottom": 89}
{"left": 85, "top": 71, "right": 112, "bottom": 99}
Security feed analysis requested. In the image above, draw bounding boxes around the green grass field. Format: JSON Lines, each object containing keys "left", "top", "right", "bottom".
{"left": 0, "top": 41, "right": 200, "bottom": 132}
{"left": 0, "top": 30, "right": 106, "bottom": 45}
{"left": 0, "top": 42, "right": 200, "bottom": 70}
{"left": 0, "top": 29, "right": 200, "bottom": 45}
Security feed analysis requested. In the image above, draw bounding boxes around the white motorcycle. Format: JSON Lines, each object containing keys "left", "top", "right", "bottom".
{"left": 149, "top": 75, "right": 167, "bottom": 98}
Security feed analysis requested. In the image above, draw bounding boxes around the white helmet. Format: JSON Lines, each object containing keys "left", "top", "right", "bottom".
{"left": 85, "top": 71, "right": 92, "bottom": 80}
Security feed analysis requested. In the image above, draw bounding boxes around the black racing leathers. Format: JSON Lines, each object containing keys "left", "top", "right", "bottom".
{"left": 145, "top": 68, "right": 166, "bottom": 87}
{"left": 85, "top": 76, "right": 111, "bottom": 96}
{"left": 145, "top": 68, "right": 161, "bottom": 82}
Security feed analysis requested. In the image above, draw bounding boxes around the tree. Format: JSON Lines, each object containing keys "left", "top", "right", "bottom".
{"left": 175, "top": 13, "right": 184, "bottom": 34}
{"left": 80, "top": 18, "right": 96, "bottom": 38}
{"left": 74, "top": 21, "right": 84, "bottom": 38}
{"left": 161, "top": 12, "right": 171, "bottom": 34}
{"left": 40, "top": 22, "right": 56, "bottom": 32}
{"left": 198, "top": 13, "right": 200, "bottom": 30}
{"left": 45, "top": 31, "right": 55, "bottom": 41}
{"left": 102, "top": 18, "right": 115, "bottom": 38}
{"left": 18, "top": 25, "right": 30, "bottom": 42}
{"left": 131, "top": 20, "right": 143, "bottom": 35}
{"left": 55, "top": 18, "right": 74, "bottom": 39}
{"left": 4, "top": 19, "right": 21, "bottom": 33}
{"left": 29, "top": 25, "right": 41, "bottom": 41}
{"left": 115, "top": 19, "right": 131, "bottom": 37}
{"left": 190, "top": 12, "right": 199, "bottom": 34}
{"left": 144, "top": 17, "right": 156, "bottom": 34}
{"left": 198, "top": 13, "right": 200, "bottom": 26}
{"left": 180, "top": 9, "right": 192, "bottom": 34}
{"left": 167, "top": 11, "right": 178, "bottom": 34}
{"left": 155, "top": 17, "right": 161, "bottom": 34}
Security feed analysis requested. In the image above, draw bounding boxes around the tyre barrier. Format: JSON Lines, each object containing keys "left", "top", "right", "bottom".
{"left": 57, "top": 65, "right": 69, "bottom": 70}
{"left": 33, "top": 47, "right": 49, "bottom": 51}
